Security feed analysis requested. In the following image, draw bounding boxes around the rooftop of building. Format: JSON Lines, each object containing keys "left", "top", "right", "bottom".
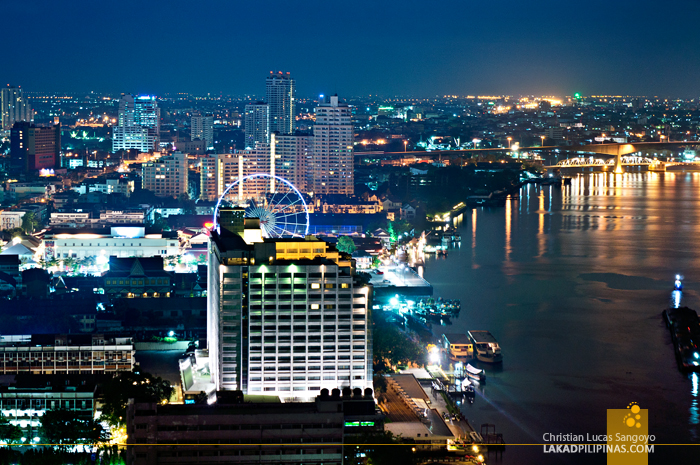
{"left": 0, "top": 334, "right": 132, "bottom": 348}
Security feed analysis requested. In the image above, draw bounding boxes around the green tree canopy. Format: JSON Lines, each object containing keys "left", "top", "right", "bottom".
{"left": 100, "top": 372, "right": 174, "bottom": 426}
{"left": 336, "top": 236, "right": 357, "bottom": 254}
{"left": 372, "top": 312, "right": 425, "bottom": 370}
{"left": 21, "top": 212, "right": 38, "bottom": 233}
{"left": 0, "top": 415, "right": 22, "bottom": 444}
{"left": 39, "top": 409, "right": 108, "bottom": 448}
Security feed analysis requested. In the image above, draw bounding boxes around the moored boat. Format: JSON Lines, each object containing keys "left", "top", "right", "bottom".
{"left": 468, "top": 330, "right": 503, "bottom": 363}
{"left": 465, "top": 363, "right": 486, "bottom": 383}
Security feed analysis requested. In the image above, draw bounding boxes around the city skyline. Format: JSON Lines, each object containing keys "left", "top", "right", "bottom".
{"left": 4, "top": 0, "right": 700, "bottom": 98}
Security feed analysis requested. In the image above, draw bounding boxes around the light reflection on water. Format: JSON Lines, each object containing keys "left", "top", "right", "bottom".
{"left": 425, "top": 172, "right": 700, "bottom": 463}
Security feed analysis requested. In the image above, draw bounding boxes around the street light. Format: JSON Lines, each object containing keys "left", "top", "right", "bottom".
{"left": 507, "top": 137, "right": 512, "bottom": 148}
{"left": 404, "top": 140, "right": 408, "bottom": 152}
{"left": 601, "top": 133, "right": 606, "bottom": 144}
{"left": 540, "top": 135, "right": 545, "bottom": 147}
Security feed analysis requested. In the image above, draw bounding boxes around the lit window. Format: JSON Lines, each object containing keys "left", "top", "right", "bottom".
{"left": 310, "top": 283, "right": 321, "bottom": 289}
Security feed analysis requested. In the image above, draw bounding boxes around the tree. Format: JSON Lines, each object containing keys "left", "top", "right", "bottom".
{"left": 372, "top": 312, "right": 425, "bottom": 371}
{"left": 39, "top": 409, "right": 108, "bottom": 449}
{"left": 21, "top": 211, "right": 38, "bottom": 234}
{"left": 100, "top": 372, "right": 174, "bottom": 426}
{"left": 0, "top": 415, "right": 22, "bottom": 444}
{"left": 336, "top": 236, "right": 357, "bottom": 254}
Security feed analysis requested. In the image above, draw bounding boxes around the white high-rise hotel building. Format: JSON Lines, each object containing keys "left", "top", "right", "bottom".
{"left": 191, "top": 113, "right": 214, "bottom": 149}
{"left": 112, "top": 94, "right": 160, "bottom": 152}
{"left": 207, "top": 222, "right": 372, "bottom": 400}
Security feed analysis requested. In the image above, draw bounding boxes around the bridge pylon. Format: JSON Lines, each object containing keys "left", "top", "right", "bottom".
{"left": 613, "top": 151, "right": 624, "bottom": 174}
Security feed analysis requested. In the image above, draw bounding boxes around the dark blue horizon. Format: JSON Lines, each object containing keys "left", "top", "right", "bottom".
{"left": 5, "top": 0, "right": 700, "bottom": 98}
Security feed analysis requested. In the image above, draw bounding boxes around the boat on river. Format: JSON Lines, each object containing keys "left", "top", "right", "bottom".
{"left": 468, "top": 330, "right": 503, "bottom": 363}
{"left": 465, "top": 363, "right": 486, "bottom": 383}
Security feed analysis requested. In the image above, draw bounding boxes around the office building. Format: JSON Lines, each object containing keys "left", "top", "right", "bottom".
{"left": 244, "top": 102, "right": 269, "bottom": 149}
{"left": 207, "top": 224, "right": 372, "bottom": 399}
{"left": 142, "top": 152, "right": 188, "bottom": 198}
{"left": 10, "top": 121, "right": 60, "bottom": 172}
{"left": 1, "top": 85, "right": 33, "bottom": 131}
{"left": 266, "top": 72, "right": 295, "bottom": 135}
{"left": 112, "top": 94, "right": 160, "bottom": 152}
{"left": 309, "top": 95, "right": 354, "bottom": 195}
{"left": 0, "top": 334, "right": 134, "bottom": 375}
{"left": 191, "top": 113, "right": 214, "bottom": 149}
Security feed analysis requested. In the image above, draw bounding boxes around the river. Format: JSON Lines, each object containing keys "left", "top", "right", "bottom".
{"left": 423, "top": 172, "right": 699, "bottom": 464}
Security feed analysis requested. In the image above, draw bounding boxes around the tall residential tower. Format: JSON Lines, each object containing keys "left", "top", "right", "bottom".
{"left": 1, "top": 86, "right": 33, "bottom": 131}
{"left": 309, "top": 95, "right": 354, "bottom": 195}
{"left": 266, "top": 72, "right": 295, "bottom": 135}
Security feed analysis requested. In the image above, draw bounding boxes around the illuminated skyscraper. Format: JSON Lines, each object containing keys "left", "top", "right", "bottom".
{"left": 244, "top": 103, "right": 269, "bottom": 149}
{"left": 266, "top": 72, "right": 295, "bottom": 135}
{"left": 309, "top": 95, "right": 354, "bottom": 195}
{"left": 1, "top": 86, "right": 33, "bottom": 131}
{"left": 113, "top": 94, "right": 160, "bottom": 152}
{"left": 142, "top": 152, "right": 188, "bottom": 198}
{"left": 207, "top": 227, "right": 372, "bottom": 399}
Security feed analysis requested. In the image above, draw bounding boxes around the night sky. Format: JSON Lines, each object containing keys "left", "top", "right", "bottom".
{"left": 6, "top": 0, "right": 700, "bottom": 97}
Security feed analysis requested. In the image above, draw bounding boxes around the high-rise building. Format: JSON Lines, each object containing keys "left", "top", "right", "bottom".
{"left": 207, "top": 226, "right": 372, "bottom": 400}
{"left": 199, "top": 146, "right": 276, "bottom": 201}
{"left": 266, "top": 72, "right": 295, "bottom": 135}
{"left": 10, "top": 121, "right": 60, "bottom": 172}
{"left": 191, "top": 113, "right": 214, "bottom": 149}
{"left": 112, "top": 94, "right": 160, "bottom": 152}
{"left": 244, "top": 102, "right": 269, "bottom": 149}
{"left": 309, "top": 95, "right": 354, "bottom": 195}
{"left": 274, "top": 133, "right": 310, "bottom": 191}
{"left": 142, "top": 152, "right": 188, "bottom": 198}
{"left": 1, "top": 86, "right": 33, "bottom": 131}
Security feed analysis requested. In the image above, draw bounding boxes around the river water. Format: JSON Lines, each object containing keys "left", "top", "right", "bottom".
{"left": 423, "top": 172, "right": 699, "bottom": 464}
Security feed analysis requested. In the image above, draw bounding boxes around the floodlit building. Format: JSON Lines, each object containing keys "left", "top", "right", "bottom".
{"left": 0, "top": 85, "right": 33, "bottom": 131}
{"left": 112, "top": 94, "right": 160, "bottom": 152}
{"left": 244, "top": 102, "right": 269, "bottom": 149}
{"left": 142, "top": 152, "right": 188, "bottom": 198}
{"left": 0, "top": 334, "right": 134, "bottom": 375}
{"left": 191, "top": 113, "right": 214, "bottom": 149}
{"left": 309, "top": 95, "right": 354, "bottom": 195}
{"left": 42, "top": 225, "right": 180, "bottom": 261}
{"left": 207, "top": 220, "right": 372, "bottom": 400}
{"left": 266, "top": 71, "right": 295, "bottom": 135}
{"left": 199, "top": 148, "right": 275, "bottom": 201}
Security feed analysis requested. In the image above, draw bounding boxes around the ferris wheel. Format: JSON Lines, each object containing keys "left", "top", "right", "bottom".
{"left": 213, "top": 173, "right": 310, "bottom": 238}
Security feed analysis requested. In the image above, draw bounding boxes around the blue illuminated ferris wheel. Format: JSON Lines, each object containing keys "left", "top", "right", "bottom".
{"left": 213, "top": 173, "right": 310, "bottom": 238}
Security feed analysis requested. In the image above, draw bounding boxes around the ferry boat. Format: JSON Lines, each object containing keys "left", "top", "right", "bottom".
{"left": 468, "top": 330, "right": 503, "bottom": 363}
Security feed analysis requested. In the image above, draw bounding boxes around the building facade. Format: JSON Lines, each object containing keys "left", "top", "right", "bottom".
{"left": 1, "top": 86, "right": 33, "bottom": 131}
{"left": 113, "top": 94, "right": 160, "bottom": 152}
{"left": 126, "top": 396, "right": 344, "bottom": 465}
{"left": 207, "top": 228, "right": 372, "bottom": 400}
{"left": 0, "top": 375, "right": 98, "bottom": 440}
{"left": 43, "top": 226, "right": 180, "bottom": 261}
{"left": 142, "top": 152, "right": 188, "bottom": 198}
{"left": 309, "top": 95, "right": 354, "bottom": 195}
{"left": 191, "top": 113, "right": 214, "bottom": 149}
{"left": 274, "top": 133, "right": 310, "bottom": 192}
{"left": 244, "top": 102, "right": 269, "bottom": 149}
{"left": 10, "top": 122, "right": 61, "bottom": 172}
{"left": 0, "top": 334, "right": 134, "bottom": 375}
{"left": 266, "top": 72, "right": 295, "bottom": 135}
